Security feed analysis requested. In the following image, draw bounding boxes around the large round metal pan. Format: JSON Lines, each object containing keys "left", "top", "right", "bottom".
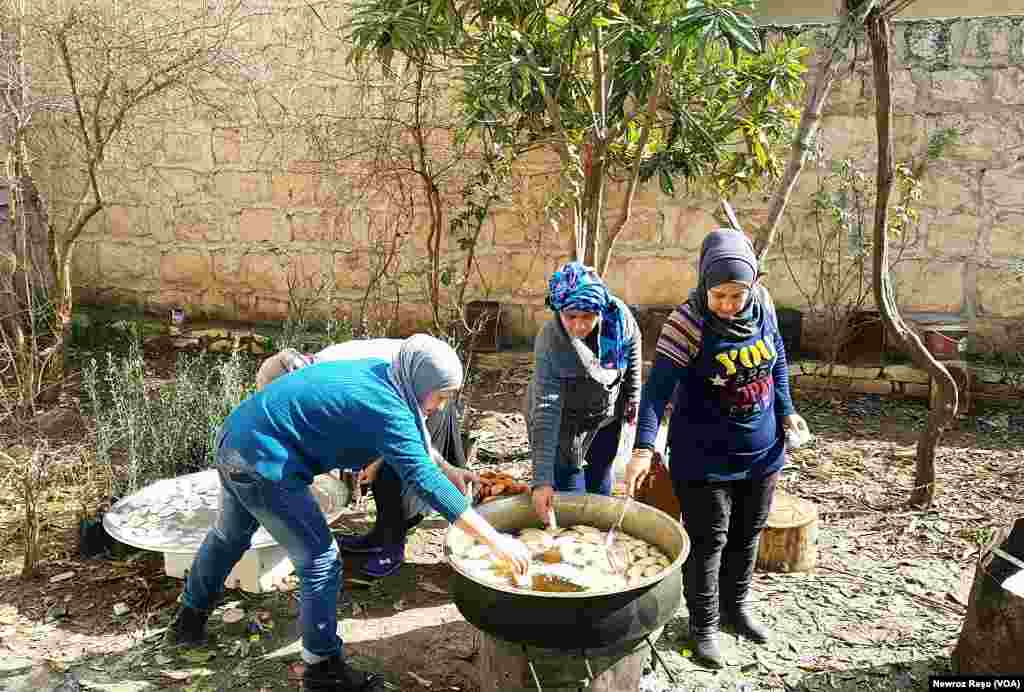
{"left": 445, "top": 492, "right": 689, "bottom": 649}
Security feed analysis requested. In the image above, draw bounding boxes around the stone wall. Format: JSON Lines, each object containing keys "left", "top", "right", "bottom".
{"left": 64, "top": 12, "right": 1024, "bottom": 352}
{"left": 789, "top": 359, "right": 1024, "bottom": 407}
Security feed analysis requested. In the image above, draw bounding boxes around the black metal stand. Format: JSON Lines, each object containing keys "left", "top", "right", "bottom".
{"left": 644, "top": 633, "right": 677, "bottom": 684}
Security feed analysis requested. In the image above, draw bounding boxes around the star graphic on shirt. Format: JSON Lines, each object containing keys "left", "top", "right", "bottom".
{"left": 710, "top": 374, "right": 727, "bottom": 386}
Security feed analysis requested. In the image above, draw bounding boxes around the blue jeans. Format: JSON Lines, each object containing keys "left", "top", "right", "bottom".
{"left": 182, "top": 465, "right": 343, "bottom": 659}
{"left": 554, "top": 418, "right": 620, "bottom": 495}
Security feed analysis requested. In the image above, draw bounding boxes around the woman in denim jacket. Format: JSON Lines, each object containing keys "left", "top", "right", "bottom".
{"left": 525, "top": 262, "right": 642, "bottom": 523}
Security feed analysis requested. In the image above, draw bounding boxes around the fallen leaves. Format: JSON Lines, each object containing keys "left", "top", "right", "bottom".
{"left": 407, "top": 670, "right": 432, "bottom": 687}
{"left": 419, "top": 581, "right": 448, "bottom": 595}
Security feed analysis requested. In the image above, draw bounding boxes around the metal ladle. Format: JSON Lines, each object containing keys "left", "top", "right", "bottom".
{"left": 604, "top": 495, "right": 633, "bottom": 575}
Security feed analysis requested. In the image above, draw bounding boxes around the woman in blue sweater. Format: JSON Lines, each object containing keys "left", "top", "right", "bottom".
{"left": 166, "top": 335, "right": 530, "bottom": 692}
{"left": 625, "top": 230, "right": 809, "bottom": 668}
{"left": 256, "top": 338, "right": 469, "bottom": 578}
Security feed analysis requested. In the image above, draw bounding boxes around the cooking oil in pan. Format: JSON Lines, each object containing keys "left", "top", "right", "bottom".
{"left": 450, "top": 523, "right": 672, "bottom": 594}
{"left": 531, "top": 573, "right": 586, "bottom": 593}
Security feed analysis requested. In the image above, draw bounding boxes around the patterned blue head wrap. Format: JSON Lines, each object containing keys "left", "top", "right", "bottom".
{"left": 546, "top": 261, "right": 628, "bottom": 370}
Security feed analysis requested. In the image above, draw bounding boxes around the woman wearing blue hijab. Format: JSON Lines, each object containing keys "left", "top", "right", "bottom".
{"left": 166, "top": 335, "right": 530, "bottom": 691}
{"left": 625, "top": 229, "right": 810, "bottom": 668}
{"left": 525, "top": 261, "right": 642, "bottom": 522}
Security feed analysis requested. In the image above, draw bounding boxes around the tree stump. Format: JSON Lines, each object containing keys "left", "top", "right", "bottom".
{"left": 477, "top": 629, "right": 658, "bottom": 691}
{"left": 952, "top": 517, "right": 1024, "bottom": 674}
{"left": 756, "top": 490, "right": 818, "bottom": 573}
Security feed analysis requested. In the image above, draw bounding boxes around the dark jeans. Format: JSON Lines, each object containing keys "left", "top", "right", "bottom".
{"left": 366, "top": 462, "right": 423, "bottom": 546}
{"left": 673, "top": 470, "right": 779, "bottom": 632}
{"left": 554, "top": 418, "right": 620, "bottom": 496}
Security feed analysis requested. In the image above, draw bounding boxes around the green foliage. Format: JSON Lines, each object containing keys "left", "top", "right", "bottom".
{"left": 926, "top": 125, "right": 966, "bottom": 161}
{"left": 82, "top": 344, "right": 255, "bottom": 499}
{"left": 783, "top": 156, "right": 924, "bottom": 365}
{"left": 269, "top": 315, "right": 354, "bottom": 355}
{"left": 68, "top": 311, "right": 165, "bottom": 361}
{"left": 810, "top": 157, "right": 921, "bottom": 258}
{"left": 348, "top": 0, "right": 807, "bottom": 269}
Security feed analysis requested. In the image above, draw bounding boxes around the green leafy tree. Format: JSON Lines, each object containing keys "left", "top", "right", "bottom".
{"left": 349, "top": 0, "right": 807, "bottom": 275}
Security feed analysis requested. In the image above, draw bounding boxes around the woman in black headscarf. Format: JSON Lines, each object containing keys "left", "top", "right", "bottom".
{"left": 625, "top": 229, "right": 810, "bottom": 668}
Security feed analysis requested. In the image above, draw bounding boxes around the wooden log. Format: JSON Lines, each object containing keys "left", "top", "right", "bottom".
{"left": 477, "top": 629, "right": 658, "bottom": 692}
{"left": 952, "top": 517, "right": 1024, "bottom": 675}
{"left": 756, "top": 490, "right": 818, "bottom": 573}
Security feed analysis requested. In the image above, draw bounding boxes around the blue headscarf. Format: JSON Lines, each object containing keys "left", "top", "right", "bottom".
{"left": 546, "top": 261, "right": 628, "bottom": 370}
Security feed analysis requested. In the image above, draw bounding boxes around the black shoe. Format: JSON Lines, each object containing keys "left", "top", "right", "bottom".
{"left": 690, "top": 628, "right": 724, "bottom": 668}
{"left": 721, "top": 606, "right": 770, "bottom": 644}
{"left": 164, "top": 605, "right": 212, "bottom": 647}
{"left": 302, "top": 656, "right": 386, "bottom": 691}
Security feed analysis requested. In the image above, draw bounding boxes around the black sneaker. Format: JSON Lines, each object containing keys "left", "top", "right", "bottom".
{"left": 164, "top": 605, "right": 212, "bottom": 647}
{"left": 302, "top": 656, "right": 386, "bottom": 691}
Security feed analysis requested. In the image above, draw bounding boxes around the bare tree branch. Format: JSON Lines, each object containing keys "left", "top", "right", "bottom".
{"left": 754, "top": 0, "right": 881, "bottom": 262}
{"left": 598, "top": 63, "right": 668, "bottom": 276}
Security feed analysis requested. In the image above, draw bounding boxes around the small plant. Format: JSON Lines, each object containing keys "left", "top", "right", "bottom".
{"left": 0, "top": 440, "right": 75, "bottom": 577}
{"left": 271, "top": 261, "right": 354, "bottom": 354}
{"left": 82, "top": 343, "right": 256, "bottom": 499}
{"left": 779, "top": 156, "right": 921, "bottom": 379}
{"left": 972, "top": 526, "right": 995, "bottom": 550}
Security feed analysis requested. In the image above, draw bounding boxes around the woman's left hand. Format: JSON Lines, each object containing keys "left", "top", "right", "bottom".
{"left": 442, "top": 462, "right": 480, "bottom": 495}
{"left": 783, "top": 413, "right": 809, "bottom": 434}
{"left": 357, "top": 459, "right": 383, "bottom": 485}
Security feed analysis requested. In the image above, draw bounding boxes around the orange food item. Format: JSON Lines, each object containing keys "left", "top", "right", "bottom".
{"left": 540, "top": 547, "right": 562, "bottom": 563}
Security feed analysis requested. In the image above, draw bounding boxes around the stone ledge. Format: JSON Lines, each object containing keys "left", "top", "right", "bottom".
{"left": 791, "top": 358, "right": 1024, "bottom": 401}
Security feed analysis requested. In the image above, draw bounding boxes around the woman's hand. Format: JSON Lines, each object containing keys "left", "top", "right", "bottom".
{"left": 357, "top": 459, "right": 383, "bottom": 485}
{"left": 488, "top": 533, "right": 532, "bottom": 576}
{"left": 783, "top": 413, "right": 809, "bottom": 433}
{"left": 441, "top": 462, "right": 479, "bottom": 496}
{"left": 453, "top": 509, "right": 531, "bottom": 575}
{"left": 624, "top": 449, "right": 653, "bottom": 498}
{"left": 783, "top": 413, "right": 811, "bottom": 447}
{"left": 531, "top": 485, "right": 555, "bottom": 525}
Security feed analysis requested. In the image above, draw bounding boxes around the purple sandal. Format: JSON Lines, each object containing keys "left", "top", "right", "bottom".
{"left": 361, "top": 544, "right": 405, "bottom": 578}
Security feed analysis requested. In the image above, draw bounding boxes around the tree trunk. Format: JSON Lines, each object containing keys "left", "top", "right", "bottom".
{"left": 754, "top": 0, "right": 879, "bottom": 262}
{"left": 952, "top": 517, "right": 1024, "bottom": 675}
{"left": 0, "top": 175, "right": 58, "bottom": 413}
{"left": 21, "top": 474, "right": 41, "bottom": 578}
{"left": 476, "top": 629, "right": 655, "bottom": 692}
{"left": 866, "top": 11, "right": 956, "bottom": 508}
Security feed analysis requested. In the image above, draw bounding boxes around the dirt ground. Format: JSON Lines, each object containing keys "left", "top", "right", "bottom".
{"left": 1, "top": 350, "right": 1022, "bottom": 692}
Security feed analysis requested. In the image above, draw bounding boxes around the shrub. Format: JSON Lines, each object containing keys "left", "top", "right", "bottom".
{"left": 82, "top": 343, "right": 255, "bottom": 499}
